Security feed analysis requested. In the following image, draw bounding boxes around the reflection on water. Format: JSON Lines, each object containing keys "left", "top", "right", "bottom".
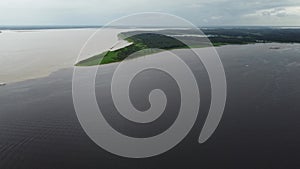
{"left": 1, "top": 43, "right": 300, "bottom": 168}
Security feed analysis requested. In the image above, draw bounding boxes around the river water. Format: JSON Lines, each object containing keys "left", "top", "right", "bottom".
{"left": 0, "top": 43, "right": 300, "bottom": 168}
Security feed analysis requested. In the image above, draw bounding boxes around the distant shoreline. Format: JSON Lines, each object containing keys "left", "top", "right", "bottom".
{"left": 1, "top": 25, "right": 300, "bottom": 31}
{"left": 0, "top": 25, "right": 102, "bottom": 30}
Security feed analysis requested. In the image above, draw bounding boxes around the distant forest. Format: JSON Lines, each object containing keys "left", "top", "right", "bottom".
{"left": 203, "top": 28, "right": 300, "bottom": 44}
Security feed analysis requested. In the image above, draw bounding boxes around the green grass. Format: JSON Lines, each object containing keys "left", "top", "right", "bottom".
{"left": 212, "top": 42, "right": 229, "bottom": 46}
{"left": 75, "top": 33, "right": 192, "bottom": 66}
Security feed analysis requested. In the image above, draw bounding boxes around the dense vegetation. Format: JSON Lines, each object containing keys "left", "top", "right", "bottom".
{"left": 76, "top": 33, "right": 190, "bottom": 66}
{"left": 204, "top": 28, "right": 300, "bottom": 44}
{"left": 76, "top": 28, "right": 300, "bottom": 66}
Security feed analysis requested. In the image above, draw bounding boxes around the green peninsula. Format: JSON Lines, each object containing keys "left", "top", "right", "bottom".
{"left": 75, "top": 28, "right": 300, "bottom": 66}
{"left": 75, "top": 33, "right": 198, "bottom": 66}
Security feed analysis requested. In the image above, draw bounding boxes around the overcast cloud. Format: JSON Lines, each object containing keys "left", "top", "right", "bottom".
{"left": 0, "top": 0, "right": 299, "bottom": 26}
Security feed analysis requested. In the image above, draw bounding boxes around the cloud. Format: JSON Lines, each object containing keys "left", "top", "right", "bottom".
{"left": 253, "top": 7, "right": 289, "bottom": 17}
{"left": 243, "top": 6, "right": 300, "bottom": 25}
{"left": 0, "top": 0, "right": 299, "bottom": 26}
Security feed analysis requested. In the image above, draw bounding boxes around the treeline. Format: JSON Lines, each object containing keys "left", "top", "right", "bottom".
{"left": 204, "top": 28, "right": 300, "bottom": 44}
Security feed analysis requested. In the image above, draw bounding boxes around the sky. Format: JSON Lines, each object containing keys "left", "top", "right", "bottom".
{"left": 0, "top": 0, "right": 300, "bottom": 26}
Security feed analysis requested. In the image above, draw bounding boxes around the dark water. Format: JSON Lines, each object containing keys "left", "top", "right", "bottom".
{"left": 1, "top": 43, "right": 300, "bottom": 169}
